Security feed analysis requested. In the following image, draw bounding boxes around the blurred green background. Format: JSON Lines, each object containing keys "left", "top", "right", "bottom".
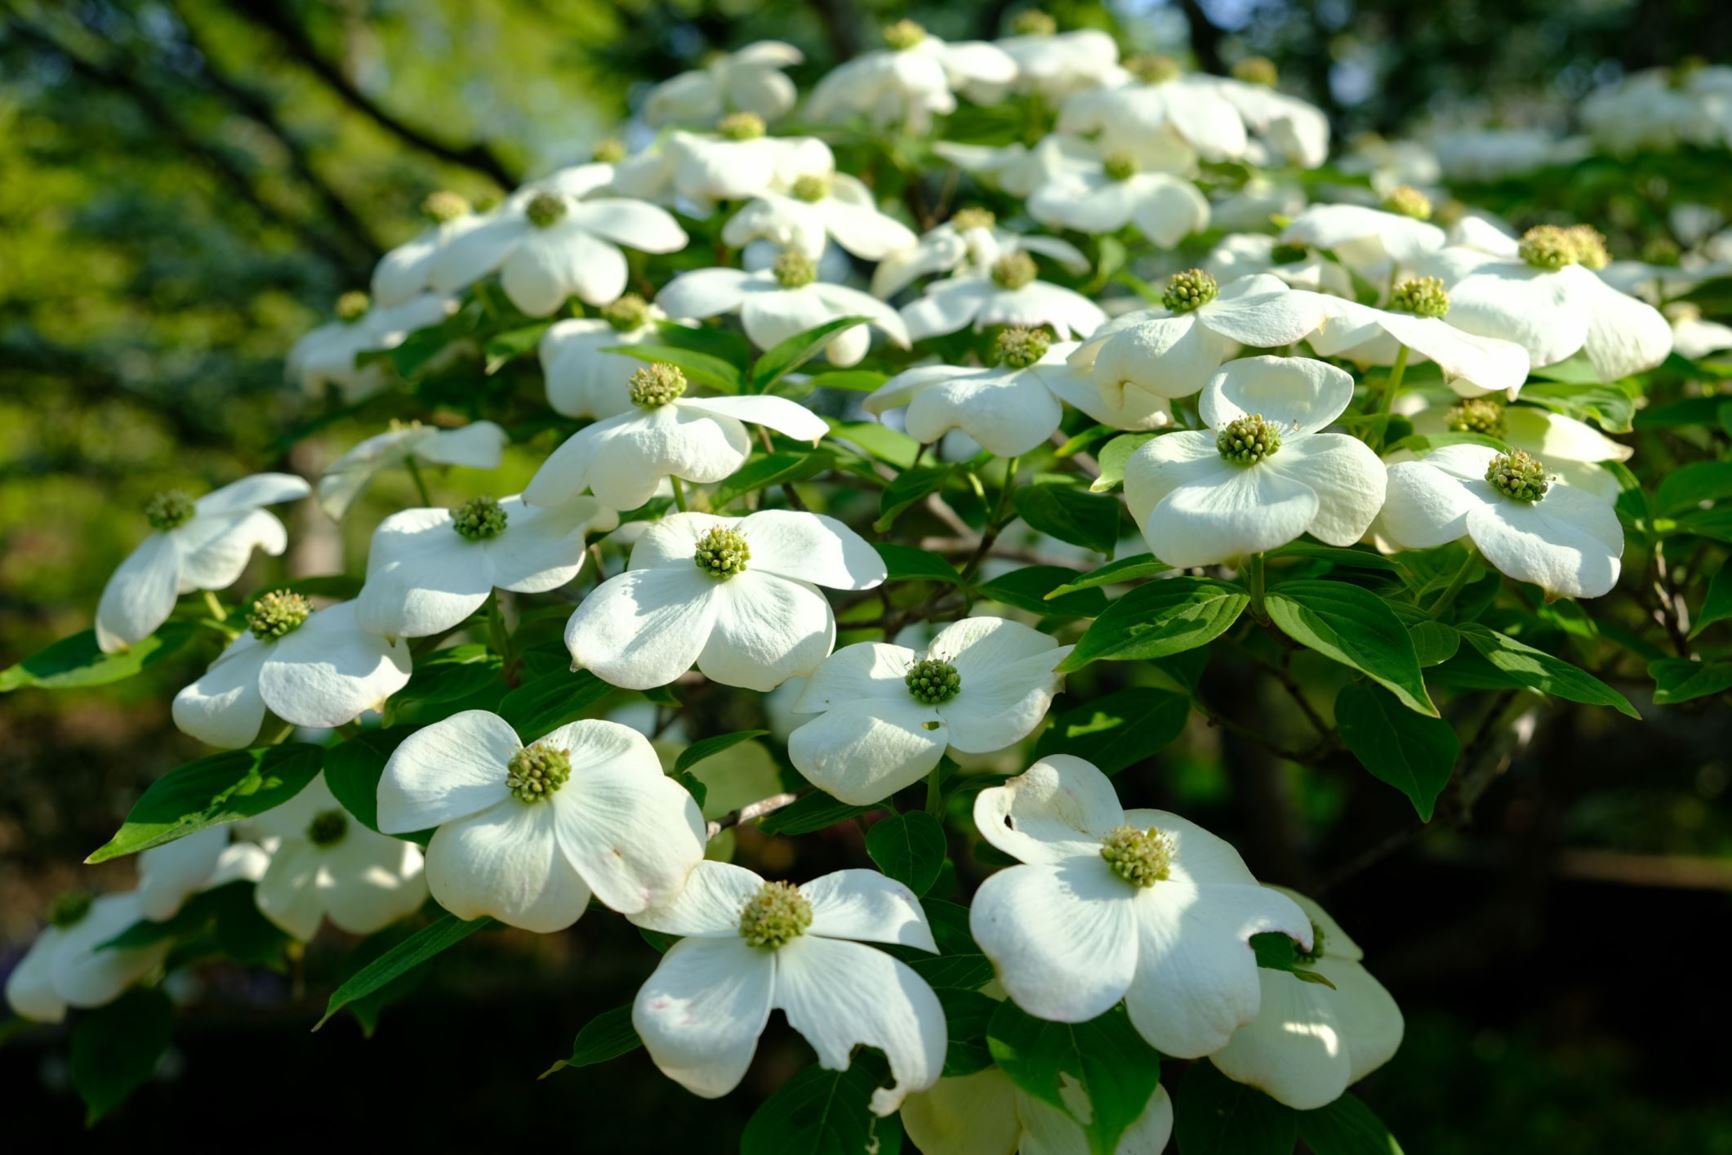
{"left": 4, "top": 1, "right": 1732, "bottom": 1150}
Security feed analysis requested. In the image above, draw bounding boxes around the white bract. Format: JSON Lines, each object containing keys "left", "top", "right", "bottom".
{"left": 1280, "top": 201, "right": 1446, "bottom": 282}
{"left": 1310, "top": 279, "right": 1532, "bottom": 397}
{"left": 787, "top": 616, "right": 1072, "bottom": 805}
{"left": 871, "top": 213, "right": 1089, "bottom": 300}
{"left": 969, "top": 755, "right": 1311, "bottom": 1057}
{"left": 1380, "top": 443, "right": 1624, "bottom": 599}
{"left": 1210, "top": 889, "right": 1404, "bottom": 1110}
{"left": 317, "top": 420, "right": 507, "bottom": 520}
{"left": 172, "top": 598, "right": 412, "bottom": 748}
{"left": 1068, "top": 272, "right": 1329, "bottom": 401}
{"left": 722, "top": 172, "right": 917, "bottom": 261}
{"left": 630, "top": 861, "right": 945, "bottom": 1114}
{"left": 96, "top": 473, "right": 311, "bottom": 654}
{"left": 357, "top": 494, "right": 616, "bottom": 639}
{"left": 4, "top": 893, "right": 169, "bottom": 1023}
{"left": 1395, "top": 393, "right": 1631, "bottom": 497}
{"left": 991, "top": 27, "right": 1120, "bottom": 100}
{"left": 371, "top": 193, "right": 487, "bottom": 307}
{"left": 378, "top": 712, "right": 705, "bottom": 933}
{"left": 901, "top": 248, "right": 1105, "bottom": 342}
{"left": 287, "top": 292, "right": 458, "bottom": 400}
{"left": 564, "top": 510, "right": 885, "bottom": 691}
{"left": 808, "top": 21, "right": 1016, "bottom": 134}
{"left": 1211, "top": 73, "right": 1332, "bottom": 168}
{"left": 1059, "top": 68, "right": 1250, "bottom": 162}
{"left": 644, "top": 42, "right": 803, "bottom": 126}
{"left": 933, "top": 136, "right": 1102, "bottom": 200}
{"left": 540, "top": 296, "right": 677, "bottom": 419}
{"left": 251, "top": 773, "right": 428, "bottom": 941}
{"left": 1026, "top": 144, "right": 1210, "bottom": 247}
{"left": 1205, "top": 232, "right": 1354, "bottom": 296}
{"left": 1123, "top": 357, "right": 1386, "bottom": 568}
{"left": 647, "top": 130, "right": 835, "bottom": 215}
{"left": 902, "top": 1067, "right": 1173, "bottom": 1155}
{"left": 135, "top": 825, "right": 270, "bottom": 921}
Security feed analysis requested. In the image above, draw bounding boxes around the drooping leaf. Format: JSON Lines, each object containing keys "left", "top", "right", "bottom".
{"left": 1265, "top": 582, "right": 1436, "bottom": 716}
{"left": 1013, "top": 480, "right": 1121, "bottom": 555}
{"left": 1335, "top": 683, "right": 1460, "bottom": 820}
{"left": 1, "top": 622, "right": 199, "bottom": 693}
{"left": 541, "top": 1004, "right": 643, "bottom": 1078}
{"left": 608, "top": 342, "right": 742, "bottom": 392}
{"left": 865, "top": 811, "right": 948, "bottom": 896}
{"left": 750, "top": 316, "right": 872, "bottom": 392}
{"left": 1173, "top": 1061, "right": 1298, "bottom": 1155}
{"left": 988, "top": 1001, "right": 1162, "bottom": 1155}
{"left": 1453, "top": 623, "right": 1639, "bottom": 718}
{"left": 674, "top": 730, "right": 772, "bottom": 774}
{"left": 740, "top": 1052, "right": 905, "bottom": 1155}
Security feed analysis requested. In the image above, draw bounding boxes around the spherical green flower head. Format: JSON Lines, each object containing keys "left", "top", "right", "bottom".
{"left": 1101, "top": 825, "right": 1174, "bottom": 887}
{"left": 1103, "top": 151, "right": 1139, "bottom": 181}
{"left": 1125, "top": 54, "right": 1182, "bottom": 84}
{"left": 602, "top": 293, "right": 653, "bottom": 332}
{"left": 629, "top": 364, "right": 688, "bottom": 408}
{"left": 507, "top": 743, "right": 572, "bottom": 803}
{"left": 247, "top": 590, "right": 313, "bottom": 641}
{"left": 1518, "top": 225, "right": 1582, "bottom": 271}
{"left": 307, "top": 809, "right": 349, "bottom": 847}
{"left": 1217, "top": 413, "right": 1282, "bottom": 465}
{"left": 336, "top": 290, "right": 371, "bottom": 322}
{"left": 525, "top": 192, "right": 568, "bottom": 229}
{"left": 1446, "top": 397, "right": 1506, "bottom": 438}
{"left": 1485, "top": 449, "right": 1550, "bottom": 503}
{"left": 1232, "top": 56, "right": 1279, "bottom": 87}
{"left": 1391, "top": 275, "right": 1450, "bottom": 318}
{"left": 593, "top": 137, "right": 627, "bottom": 164}
{"left": 1566, "top": 224, "right": 1611, "bottom": 270}
{"left": 49, "top": 890, "right": 93, "bottom": 928}
{"left": 1382, "top": 185, "right": 1433, "bottom": 221}
{"left": 792, "top": 173, "right": 832, "bottom": 203}
{"left": 774, "top": 249, "right": 818, "bottom": 288}
{"left": 994, "top": 325, "right": 1051, "bottom": 369}
{"left": 992, "top": 251, "right": 1038, "bottom": 290}
{"left": 1162, "top": 268, "right": 1218, "bottom": 314}
{"left": 452, "top": 496, "right": 509, "bottom": 541}
{"left": 145, "top": 489, "right": 197, "bottom": 531}
{"left": 1011, "top": 9, "right": 1057, "bottom": 36}
{"left": 883, "top": 19, "right": 927, "bottom": 50}
{"left": 421, "top": 190, "right": 470, "bottom": 223}
{"left": 949, "top": 207, "right": 996, "bottom": 232}
{"left": 694, "top": 526, "right": 751, "bottom": 580}
{"left": 905, "top": 658, "right": 962, "bottom": 705}
{"left": 718, "top": 112, "right": 766, "bottom": 140}
{"left": 738, "top": 881, "right": 812, "bottom": 949}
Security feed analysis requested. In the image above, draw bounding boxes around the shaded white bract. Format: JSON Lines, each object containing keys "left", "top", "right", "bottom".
{"left": 902, "top": 1066, "right": 1173, "bottom": 1155}
{"left": 657, "top": 264, "right": 910, "bottom": 367}
{"left": 1311, "top": 297, "right": 1532, "bottom": 398}
{"left": 135, "top": 826, "right": 270, "bottom": 921}
{"left": 808, "top": 30, "right": 1016, "bottom": 134}
{"left": 901, "top": 267, "right": 1105, "bottom": 342}
{"left": 871, "top": 218, "right": 1089, "bottom": 300}
{"left": 644, "top": 41, "right": 803, "bottom": 126}
{"left": 288, "top": 294, "right": 458, "bottom": 400}
{"left": 1280, "top": 203, "right": 1446, "bottom": 281}
{"left": 317, "top": 421, "right": 508, "bottom": 520}
{"left": 4, "top": 893, "right": 169, "bottom": 1023}
{"left": 722, "top": 174, "right": 918, "bottom": 261}
{"left": 1027, "top": 157, "right": 1210, "bottom": 247}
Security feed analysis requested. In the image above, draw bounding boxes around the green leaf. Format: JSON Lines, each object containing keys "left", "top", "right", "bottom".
{"left": 483, "top": 322, "right": 551, "bottom": 373}
{"left": 497, "top": 669, "right": 614, "bottom": 740}
{"left": 1693, "top": 565, "right": 1732, "bottom": 638}
{"left": 384, "top": 643, "right": 505, "bottom": 726}
{"left": 865, "top": 812, "right": 948, "bottom": 896}
{"left": 541, "top": 1004, "right": 642, "bottom": 1078}
{"left": 803, "top": 369, "right": 888, "bottom": 393}
{"left": 988, "top": 1001, "right": 1162, "bottom": 1155}
{"left": 1265, "top": 582, "right": 1437, "bottom": 716}
{"left": 740, "top": 1052, "right": 904, "bottom": 1155}
{"left": 1058, "top": 577, "right": 1249, "bottom": 672}
{"left": 830, "top": 420, "right": 922, "bottom": 469}
{"left": 714, "top": 450, "right": 835, "bottom": 507}
{"left": 70, "top": 987, "right": 174, "bottom": 1124}
{"left": 1268, "top": 542, "right": 1401, "bottom": 572}
{"left": 1454, "top": 623, "right": 1639, "bottom": 718}
{"left": 1034, "top": 687, "right": 1191, "bottom": 774}
{"left": 1649, "top": 658, "right": 1732, "bottom": 705}
{"left": 675, "top": 730, "right": 772, "bottom": 774}
{"left": 1656, "top": 460, "right": 1732, "bottom": 516}
{"left": 324, "top": 730, "right": 408, "bottom": 833}
{"left": 1673, "top": 507, "right": 1732, "bottom": 543}
{"left": 875, "top": 542, "right": 964, "bottom": 585}
{"left": 1013, "top": 481, "right": 1121, "bottom": 555}
{"left": 875, "top": 465, "right": 953, "bottom": 531}
{"left": 1335, "top": 683, "right": 1460, "bottom": 820}
{"left": 608, "top": 342, "right": 742, "bottom": 393}
{"left": 750, "top": 315, "right": 872, "bottom": 392}
{"left": 907, "top": 953, "right": 994, "bottom": 990}
{"left": 1, "top": 622, "right": 198, "bottom": 693}
{"left": 1046, "top": 554, "right": 1171, "bottom": 599}
{"left": 88, "top": 744, "right": 324, "bottom": 863}
{"left": 936, "top": 988, "right": 998, "bottom": 1076}
{"left": 1173, "top": 1061, "right": 1298, "bottom": 1155}
{"left": 1299, "top": 1093, "right": 1407, "bottom": 1155}
{"left": 316, "top": 913, "right": 492, "bottom": 1030}
{"left": 1518, "top": 380, "right": 1636, "bottom": 433}
{"left": 758, "top": 791, "right": 875, "bottom": 836}
{"left": 977, "top": 565, "right": 1108, "bottom": 619}
{"left": 1090, "top": 433, "right": 1157, "bottom": 493}
{"left": 1248, "top": 932, "right": 1335, "bottom": 988}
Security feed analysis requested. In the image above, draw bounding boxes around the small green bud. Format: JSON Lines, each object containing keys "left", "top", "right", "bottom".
{"left": 247, "top": 590, "right": 313, "bottom": 641}
{"left": 421, "top": 190, "right": 471, "bottom": 223}
{"left": 1485, "top": 450, "right": 1550, "bottom": 503}
{"left": 1519, "top": 225, "right": 1580, "bottom": 271}
{"left": 1126, "top": 54, "right": 1182, "bottom": 84}
{"left": 507, "top": 743, "right": 572, "bottom": 803}
{"left": 145, "top": 489, "right": 197, "bottom": 531}
{"left": 905, "top": 658, "right": 962, "bottom": 705}
{"left": 1010, "top": 9, "right": 1057, "bottom": 36}
{"left": 1446, "top": 397, "right": 1505, "bottom": 438}
{"left": 1391, "top": 275, "right": 1450, "bottom": 318}
{"left": 1232, "top": 56, "right": 1279, "bottom": 87}
{"left": 994, "top": 325, "right": 1052, "bottom": 368}
{"left": 307, "top": 809, "right": 348, "bottom": 847}
{"left": 694, "top": 526, "right": 751, "bottom": 579}
{"left": 718, "top": 112, "right": 766, "bottom": 140}
{"left": 791, "top": 173, "right": 832, "bottom": 202}
{"left": 1383, "top": 185, "right": 1433, "bottom": 221}
{"left": 49, "top": 891, "right": 93, "bottom": 929}
{"left": 1103, "top": 151, "right": 1139, "bottom": 181}
{"left": 1567, "top": 224, "right": 1611, "bottom": 270}
{"left": 883, "top": 19, "right": 927, "bottom": 50}
{"left": 602, "top": 292, "right": 653, "bottom": 332}
{"left": 1217, "top": 413, "right": 1282, "bottom": 465}
{"left": 1101, "top": 825, "right": 1174, "bottom": 887}
{"left": 452, "top": 496, "right": 509, "bottom": 541}
{"left": 949, "top": 207, "right": 996, "bottom": 232}
{"left": 525, "top": 192, "right": 568, "bottom": 229}
{"left": 773, "top": 248, "right": 818, "bottom": 288}
{"left": 336, "top": 290, "right": 371, "bottom": 322}
{"left": 593, "top": 137, "right": 627, "bottom": 164}
{"left": 991, "top": 251, "right": 1038, "bottom": 290}
{"left": 738, "top": 881, "right": 812, "bottom": 949}
{"left": 1162, "top": 268, "right": 1218, "bottom": 313}
{"left": 629, "top": 363, "right": 688, "bottom": 407}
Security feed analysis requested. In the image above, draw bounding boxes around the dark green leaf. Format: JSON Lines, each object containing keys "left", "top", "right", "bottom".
{"left": 497, "top": 669, "right": 614, "bottom": 740}
{"left": 324, "top": 730, "right": 408, "bottom": 833}
{"left": 906, "top": 953, "right": 994, "bottom": 991}
{"left": 1694, "top": 565, "right": 1732, "bottom": 638}
{"left": 1299, "top": 1093, "right": 1406, "bottom": 1155}
{"left": 1268, "top": 542, "right": 1401, "bottom": 572}
{"left": 316, "top": 913, "right": 492, "bottom": 1030}
{"left": 714, "top": 450, "right": 835, "bottom": 507}
{"left": 876, "top": 465, "right": 953, "bottom": 531}
{"left": 1454, "top": 624, "right": 1639, "bottom": 718}
{"left": 758, "top": 791, "right": 875, "bottom": 836}
{"left": 1174, "top": 1061, "right": 1298, "bottom": 1155}
{"left": 384, "top": 643, "right": 505, "bottom": 726}
{"left": 750, "top": 316, "right": 872, "bottom": 392}
{"left": 608, "top": 342, "right": 742, "bottom": 392}
{"left": 865, "top": 812, "right": 948, "bottom": 896}
{"left": 1249, "top": 932, "right": 1335, "bottom": 988}
{"left": 1335, "top": 683, "right": 1460, "bottom": 820}
{"left": 1649, "top": 658, "right": 1732, "bottom": 705}
{"left": 1, "top": 622, "right": 198, "bottom": 693}
{"left": 988, "top": 1001, "right": 1162, "bottom": 1155}
{"left": 1656, "top": 461, "right": 1732, "bottom": 515}
{"left": 483, "top": 322, "right": 551, "bottom": 373}
{"left": 740, "top": 1052, "right": 904, "bottom": 1155}
{"left": 674, "top": 730, "right": 772, "bottom": 774}
{"left": 1060, "top": 577, "right": 1249, "bottom": 672}
{"left": 875, "top": 542, "right": 964, "bottom": 585}
{"left": 70, "top": 987, "right": 174, "bottom": 1124}
{"left": 1518, "top": 380, "right": 1636, "bottom": 433}
{"left": 937, "top": 988, "right": 998, "bottom": 1076}
{"left": 541, "top": 1004, "right": 642, "bottom": 1078}
{"left": 977, "top": 565, "right": 1108, "bottom": 618}
{"left": 1013, "top": 481, "right": 1121, "bottom": 555}
{"left": 1266, "top": 582, "right": 1436, "bottom": 716}
{"left": 1035, "top": 688, "right": 1190, "bottom": 775}
{"left": 1046, "top": 554, "right": 1170, "bottom": 599}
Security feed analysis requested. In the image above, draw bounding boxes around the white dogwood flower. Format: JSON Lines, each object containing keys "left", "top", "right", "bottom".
{"left": 135, "top": 826, "right": 270, "bottom": 921}
{"left": 870, "top": 210, "right": 1089, "bottom": 299}
{"left": 902, "top": 247, "right": 1105, "bottom": 342}
{"left": 172, "top": 598, "right": 412, "bottom": 748}
{"left": 990, "top": 24, "right": 1120, "bottom": 100}
{"left": 1395, "top": 393, "right": 1631, "bottom": 497}
{"left": 1124, "top": 357, "right": 1386, "bottom": 568}
{"left": 1027, "top": 145, "right": 1210, "bottom": 247}
{"left": 722, "top": 171, "right": 917, "bottom": 261}
{"left": 564, "top": 510, "right": 886, "bottom": 692}
{"left": 1279, "top": 196, "right": 1446, "bottom": 283}
{"left": 96, "top": 473, "right": 311, "bottom": 653}
{"left": 644, "top": 41, "right": 803, "bottom": 126}
{"left": 378, "top": 712, "right": 705, "bottom": 933}
{"left": 1058, "top": 60, "right": 1250, "bottom": 162}
{"left": 656, "top": 250, "right": 911, "bottom": 368}
{"left": 4, "top": 892, "right": 169, "bottom": 1023}
{"left": 371, "top": 191, "right": 487, "bottom": 307}
{"left": 808, "top": 20, "right": 1016, "bottom": 134}
{"left": 652, "top": 126, "right": 836, "bottom": 216}
{"left": 1669, "top": 303, "right": 1732, "bottom": 360}
{"left": 1310, "top": 276, "right": 1531, "bottom": 397}
{"left": 933, "top": 136, "right": 1104, "bottom": 199}
{"left": 1205, "top": 233, "right": 1354, "bottom": 297}
{"left": 1211, "top": 70, "right": 1332, "bottom": 169}
{"left": 970, "top": 755, "right": 1311, "bottom": 1057}
{"left": 1210, "top": 889, "right": 1404, "bottom": 1110}
{"left": 287, "top": 291, "right": 458, "bottom": 400}
{"left": 787, "top": 616, "right": 1072, "bottom": 805}
{"left": 357, "top": 494, "right": 616, "bottom": 639}
{"left": 251, "top": 773, "right": 428, "bottom": 941}
{"left": 1068, "top": 272, "right": 1329, "bottom": 401}
{"left": 317, "top": 420, "right": 508, "bottom": 520}
{"left": 523, "top": 364, "right": 830, "bottom": 511}
{"left": 902, "top": 1067, "right": 1173, "bottom": 1155}
{"left": 540, "top": 295, "right": 678, "bottom": 419}
{"left": 1380, "top": 443, "right": 1624, "bottom": 599}
{"left": 630, "top": 861, "right": 945, "bottom": 1114}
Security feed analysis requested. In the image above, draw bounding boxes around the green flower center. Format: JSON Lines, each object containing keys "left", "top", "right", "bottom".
{"left": 994, "top": 325, "right": 1051, "bottom": 368}
{"left": 883, "top": 19, "right": 926, "bottom": 50}
{"left": 1101, "top": 825, "right": 1174, "bottom": 887}
{"left": 1446, "top": 397, "right": 1506, "bottom": 438}
{"left": 145, "top": 489, "right": 197, "bottom": 531}
{"left": 602, "top": 292, "right": 653, "bottom": 332}
{"left": 629, "top": 363, "right": 688, "bottom": 407}
{"left": 905, "top": 658, "right": 962, "bottom": 705}
{"left": 452, "top": 496, "right": 509, "bottom": 541}
{"left": 1391, "top": 275, "right": 1450, "bottom": 318}
{"left": 1567, "top": 224, "right": 1611, "bottom": 270}
{"left": 526, "top": 192, "right": 567, "bottom": 229}
{"left": 792, "top": 173, "right": 832, "bottom": 203}
{"left": 949, "top": 207, "right": 996, "bottom": 232}
{"left": 49, "top": 891, "right": 92, "bottom": 928}
{"left": 1232, "top": 56, "right": 1279, "bottom": 86}
{"left": 738, "top": 881, "right": 812, "bottom": 949}
{"left": 1103, "top": 151, "right": 1139, "bottom": 181}
{"left": 247, "top": 590, "right": 313, "bottom": 641}
{"left": 992, "top": 251, "right": 1038, "bottom": 290}
{"left": 507, "top": 743, "right": 572, "bottom": 803}
{"left": 593, "top": 137, "right": 627, "bottom": 164}
{"left": 1162, "top": 268, "right": 1218, "bottom": 313}
{"left": 421, "top": 190, "right": 470, "bottom": 223}
{"left": 336, "top": 290, "right": 371, "bottom": 323}
{"left": 1382, "top": 185, "right": 1433, "bottom": 221}
{"left": 718, "top": 112, "right": 766, "bottom": 140}
{"left": 1011, "top": 9, "right": 1058, "bottom": 35}
{"left": 1217, "top": 414, "right": 1283, "bottom": 465}
{"left": 1485, "top": 450, "right": 1550, "bottom": 503}
{"left": 694, "top": 526, "right": 751, "bottom": 579}
{"left": 1519, "top": 225, "right": 1581, "bottom": 270}
{"left": 307, "top": 809, "right": 348, "bottom": 847}
{"left": 1126, "top": 54, "right": 1182, "bottom": 84}
{"left": 773, "top": 248, "right": 818, "bottom": 288}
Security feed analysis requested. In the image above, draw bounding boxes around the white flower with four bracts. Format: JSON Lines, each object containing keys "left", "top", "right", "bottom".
{"left": 564, "top": 510, "right": 886, "bottom": 691}
{"left": 722, "top": 171, "right": 917, "bottom": 262}
{"left": 1123, "top": 357, "right": 1388, "bottom": 568}
{"left": 370, "top": 192, "right": 487, "bottom": 308}
{"left": 1279, "top": 200, "right": 1447, "bottom": 283}
{"left": 902, "top": 1066, "right": 1173, "bottom": 1155}
{"left": 787, "top": 616, "right": 1072, "bottom": 805}
{"left": 629, "top": 861, "right": 945, "bottom": 1114}
{"left": 870, "top": 212, "right": 1090, "bottom": 300}
{"left": 317, "top": 420, "right": 508, "bottom": 521}
{"left": 990, "top": 26, "right": 1120, "bottom": 100}
{"left": 96, "top": 473, "right": 311, "bottom": 653}
{"left": 643, "top": 41, "right": 803, "bottom": 127}
{"left": 135, "top": 825, "right": 270, "bottom": 921}
{"left": 287, "top": 292, "right": 458, "bottom": 400}
{"left": 807, "top": 20, "right": 1016, "bottom": 134}
{"left": 378, "top": 712, "right": 705, "bottom": 933}
{"left": 4, "top": 892, "right": 170, "bottom": 1023}
{"left": 645, "top": 129, "right": 836, "bottom": 216}
{"left": 540, "top": 295, "right": 680, "bottom": 420}
{"left": 1394, "top": 391, "right": 1633, "bottom": 498}
{"left": 901, "top": 247, "right": 1106, "bottom": 342}
{"left": 1205, "top": 232, "right": 1354, "bottom": 296}
{"left": 1026, "top": 141, "right": 1210, "bottom": 247}
{"left": 1310, "top": 277, "right": 1532, "bottom": 398}
{"left": 1059, "top": 66, "right": 1250, "bottom": 162}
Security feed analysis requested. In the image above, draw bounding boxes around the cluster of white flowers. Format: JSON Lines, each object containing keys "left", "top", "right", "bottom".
{"left": 18, "top": 13, "right": 1706, "bottom": 1145}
